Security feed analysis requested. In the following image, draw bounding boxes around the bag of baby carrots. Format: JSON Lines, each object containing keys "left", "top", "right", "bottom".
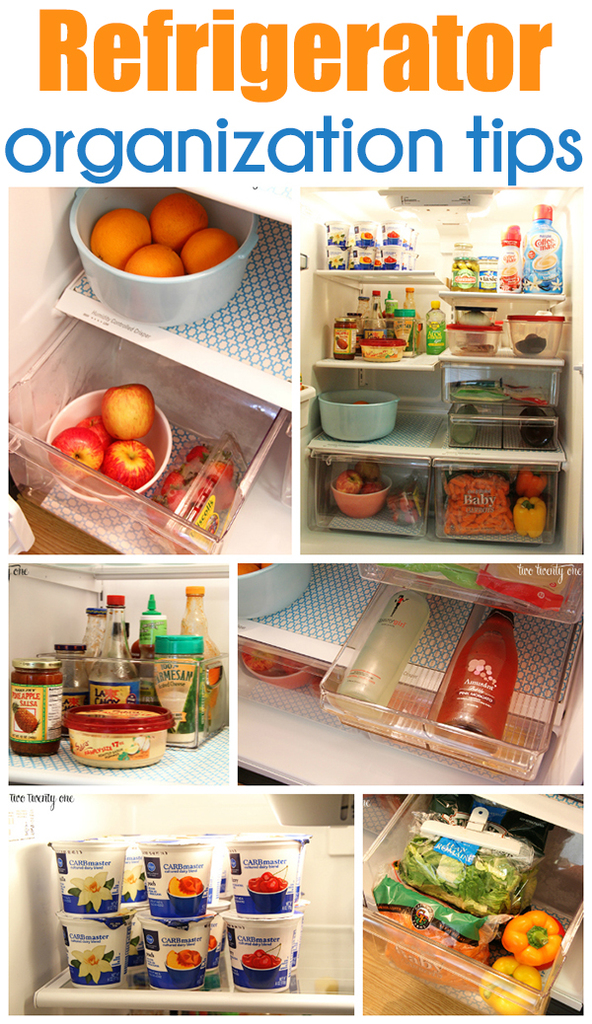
{"left": 443, "top": 471, "right": 514, "bottom": 536}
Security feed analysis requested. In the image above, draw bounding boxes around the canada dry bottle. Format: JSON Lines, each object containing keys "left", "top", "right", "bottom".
{"left": 435, "top": 608, "right": 518, "bottom": 739}
{"left": 88, "top": 595, "right": 140, "bottom": 705}
{"left": 337, "top": 590, "right": 430, "bottom": 707}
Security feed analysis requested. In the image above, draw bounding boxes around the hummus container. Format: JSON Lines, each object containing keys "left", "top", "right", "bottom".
{"left": 138, "top": 838, "right": 214, "bottom": 918}
{"left": 137, "top": 911, "right": 212, "bottom": 990}
{"left": 206, "top": 899, "right": 231, "bottom": 971}
{"left": 63, "top": 704, "right": 173, "bottom": 769}
{"left": 361, "top": 338, "right": 406, "bottom": 362}
{"left": 318, "top": 390, "right": 399, "bottom": 442}
{"left": 224, "top": 911, "right": 299, "bottom": 992}
{"left": 70, "top": 187, "right": 259, "bottom": 327}
{"left": 57, "top": 910, "right": 132, "bottom": 987}
{"left": 50, "top": 839, "right": 128, "bottom": 915}
{"left": 227, "top": 834, "right": 310, "bottom": 916}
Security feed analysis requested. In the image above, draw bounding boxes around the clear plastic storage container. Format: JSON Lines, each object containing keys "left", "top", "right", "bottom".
{"left": 433, "top": 460, "right": 559, "bottom": 545}
{"left": 448, "top": 403, "right": 560, "bottom": 451}
{"left": 440, "top": 359, "right": 562, "bottom": 407}
{"left": 320, "top": 585, "right": 582, "bottom": 779}
{"left": 363, "top": 794, "right": 583, "bottom": 1016}
{"left": 446, "top": 322, "right": 503, "bottom": 357}
{"left": 9, "top": 326, "right": 287, "bottom": 554}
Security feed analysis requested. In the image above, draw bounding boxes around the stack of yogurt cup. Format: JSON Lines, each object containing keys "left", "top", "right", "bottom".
{"left": 223, "top": 833, "right": 310, "bottom": 993}
{"left": 50, "top": 837, "right": 145, "bottom": 988}
{"left": 136, "top": 836, "right": 231, "bottom": 991}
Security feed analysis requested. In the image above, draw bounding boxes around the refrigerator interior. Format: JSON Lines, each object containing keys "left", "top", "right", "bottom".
{"left": 9, "top": 791, "right": 354, "bottom": 1015}
{"left": 9, "top": 186, "right": 293, "bottom": 556}
{"left": 363, "top": 793, "right": 583, "bottom": 1015}
{"left": 9, "top": 560, "right": 230, "bottom": 786}
{"left": 238, "top": 562, "right": 583, "bottom": 786}
{"left": 300, "top": 186, "right": 583, "bottom": 555}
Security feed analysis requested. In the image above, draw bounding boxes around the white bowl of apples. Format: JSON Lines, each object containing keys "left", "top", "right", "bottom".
{"left": 331, "top": 462, "right": 391, "bottom": 518}
{"left": 47, "top": 384, "right": 172, "bottom": 501}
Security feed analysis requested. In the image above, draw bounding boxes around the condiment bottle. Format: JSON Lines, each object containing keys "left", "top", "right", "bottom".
{"left": 337, "top": 591, "right": 430, "bottom": 707}
{"left": 82, "top": 607, "right": 107, "bottom": 676}
{"left": 402, "top": 287, "right": 418, "bottom": 356}
{"left": 434, "top": 608, "right": 518, "bottom": 739}
{"left": 425, "top": 300, "right": 446, "bottom": 355}
{"left": 498, "top": 225, "right": 522, "bottom": 292}
{"left": 55, "top": 644, "right": 88, "bottom": 733}
{"left": 522, "top": 205, "right": 563, "bottom": 294}
{"left": 10, "top": 658, "right": 63, "bottom": 755}
{"left": 88, "top": 595, "right": 140, "bottom": 705}
{"left": 363, "top": 291, "right": 386, "bottom": 340}
{"left": 180, "top": 586, "right": 220, "bottom": 659}
{"left": 138, "top": 594, "right": 168, "bottom": 703}
{"left": 451, "top": 242, "right": 479, "bottom": 291}
{"left": 154, "top": 634, "right": 204, "bottom": 746}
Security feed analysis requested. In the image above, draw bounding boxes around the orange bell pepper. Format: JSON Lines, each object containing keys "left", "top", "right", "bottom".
{"left": 515, "top": 469, "right": 547, "bottom": 497}
{"left": 502, "top": 910, "right": 563, "bottom": 967}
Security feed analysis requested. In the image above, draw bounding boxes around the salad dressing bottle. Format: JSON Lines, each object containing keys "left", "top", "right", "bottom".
{"left": 435, "top": 608, "right": 518, "bottom": 739}
{"left": 337, "top": 590, "right": 429, "bottom": 707}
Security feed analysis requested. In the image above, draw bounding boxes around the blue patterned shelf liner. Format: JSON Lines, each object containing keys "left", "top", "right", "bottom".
{"left": 242, "top": 563, "right": 581, "bottom": 779}
{"left": 73, "top": 216, "right": 291, "bottom": 382}
{"left": 9, "top": 727, "right": 229, "bottom": 785}
{"left": 42, "top": 424, "right": 228, "bottom": 553}
{"left": 310, "top": 412, "right": 442, "bottom": 451}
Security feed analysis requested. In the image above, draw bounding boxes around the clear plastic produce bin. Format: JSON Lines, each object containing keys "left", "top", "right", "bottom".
{"left": 9, "top": 325, "right": 288, "bottom": 554}
{"left": 363, "top": 794, "right": 583, "bottom": 1015}
{"left": 320, "top": 583, "right": 582, "bottom": 779}
{"left": 447, "top": 404, "right": 560, "bottom": 451}
{"left": 433, "top": 459, "right": 559, "bottom": 545}
{"left": 308, "top": 450, "right": 431, "bottom": 537}
{"left": 440, "top": 358, "right": 562, "bottom": 407}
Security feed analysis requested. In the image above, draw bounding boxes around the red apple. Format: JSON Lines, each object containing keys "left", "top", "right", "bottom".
{"left": 76, "top": 415, "right": 113, "bottom": 452}
{"left": 101, "top": 439, "right": 156, "bottom": 490}
{"left": 333, "top": 470, "right": 363, "bottom": 494}
{"left": 361, "top": 480, "right": 384, "bottom": 494}
{"left": 52, "top": 426, "right": 104, "bottom": 470}
{"left": 101, "top": 384, "right": 155, "bottom": 440}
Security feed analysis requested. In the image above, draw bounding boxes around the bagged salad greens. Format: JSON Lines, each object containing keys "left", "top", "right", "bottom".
{"left": 398, "top": 810, "right": 540, "bottom": 917}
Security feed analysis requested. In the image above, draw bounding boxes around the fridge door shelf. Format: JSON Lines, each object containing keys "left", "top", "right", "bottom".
{"left": 34, "top": 925, "right": 354, "bottom": 1015}
{"left": 9, "top": 321, "right": 289, "bottom": 554}
{"left": 440, "top": 288, "right": 567, "bottom": 308}
{"left": 315, "top": 269, "right": 443, "bottom": 287}
{"left": 358, "top": 564, "right": 583, "bottom": 624}
{"left": 319, "top": 583, "right": 582, "bottom": 781}
{"left": 54, "top": 206, "right": 292, "bottom": 412}
{"left": 363, "top": 794, "right": 583, "bottom": 1015}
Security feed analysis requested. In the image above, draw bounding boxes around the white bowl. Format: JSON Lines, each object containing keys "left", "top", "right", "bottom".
{"left": 46, "top": 389, "right": 172, "bottom": 501}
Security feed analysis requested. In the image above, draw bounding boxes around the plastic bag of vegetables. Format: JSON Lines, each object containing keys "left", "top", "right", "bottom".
{"left": 397, "top": 808, "right": 540, "bottom": 917}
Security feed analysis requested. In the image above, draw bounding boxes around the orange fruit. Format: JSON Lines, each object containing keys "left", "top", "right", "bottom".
{"left": 124, "top": 244, "right": 185, "bottom": 278}
{"left": 90, "top": 208, "right": 152, "bottom": 270}
{"left": 150, "top": 193, "right": 208, "bottom": 252}
{"left": 238, "top": 563, "right": 261, "bottom": 575}
{"left": 181, "top": 228, "right": 239, "bottom": 274}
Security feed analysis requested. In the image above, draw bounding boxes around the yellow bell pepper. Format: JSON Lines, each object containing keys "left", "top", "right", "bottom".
{"left": 479, "top": 955, "right": 542, "bottom": 1015}
{"left": 513, "top": 496, "right": 546, "bottom": 538}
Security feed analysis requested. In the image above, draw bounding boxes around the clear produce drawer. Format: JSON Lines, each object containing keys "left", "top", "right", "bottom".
{"left": 440, "top": 357, "right": 562, "bottom": 406}
{"left": 363, "top": 794, "right": 583, "bottom": 1016}
{"left": 320, "top": 583, "right": 582, "bottom": 780}
{"left": 9, "top": 323, "right": 288, "bottom": 554}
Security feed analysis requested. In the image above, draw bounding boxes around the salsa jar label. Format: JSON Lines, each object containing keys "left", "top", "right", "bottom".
{"left": 10, "top": 683, "right": 62, "bottom": 743}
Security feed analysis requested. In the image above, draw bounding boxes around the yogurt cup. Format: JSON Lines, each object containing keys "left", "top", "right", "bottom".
{"left": 353, "top": 222, "right": 378, "bottom": 247}
{"left": 57, "top": 910, "right": 132, "bottom": 987}
{"left": 138, "top": 838, "right": 214, "bottom": 919}
{"left": 126, "top": 907, "right": 145, "bottom": 968}
{"left": 224, "top": 911, "right": 299, "bottom": 992}
{"left": 226, "top": 834, "right": 310, "bottom": 916}
{"left": 50, "top": 839, "right": 128, "bottom": 915}
{"left": 137, "top": 911, "right": 212, "bottom": 990}
{"left": 122, "top": 842, "right": 148, "bottom": 907}
{"left": 291, "top": 901, "right": 309, "bottom": 971}
{"left": 206, "top": 899, "right": 231, "bottom": 971}
{"left": 325, "top": 222, "right": 351, "bottom": 248}
{"left": 348, "top": 246, "right": 375, "bottom": 270}
{"left": 205, "top": 835, "right": 233, "bottom": 904}
{"left": 326, "top": 246, "right": 347, "bottom": 270}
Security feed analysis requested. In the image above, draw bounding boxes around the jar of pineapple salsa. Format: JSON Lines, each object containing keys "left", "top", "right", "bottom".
{"left": 10, "top": 658, "right": 63, "bottom": 756}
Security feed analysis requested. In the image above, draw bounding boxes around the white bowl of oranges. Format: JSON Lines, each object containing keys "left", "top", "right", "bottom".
{"left": 70, "top": 187, "right": 259, "bottom": 327}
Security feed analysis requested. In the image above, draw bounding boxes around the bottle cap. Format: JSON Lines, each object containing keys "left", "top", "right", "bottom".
{"left": 86, "top": 607, "right": 107, "bottom": 616}
{"left": 142, "top": 594, "right": 162, "bottom": 617}
{"left": 186, "top": 585, "right": 205, "bottom": 597}
{"left": 155, "top": 634, "right": 204, "bottom": 655}
{"left": 106, "top": 595, "right": 125, "bottom": 606}
{"left": 489, "top": 607, "right": 514, "bottom": 626}
{"left": 430, "top": 300, "right": 441, "bottom": 309}
{"left": 533, "top": 204, "right": 553, "bottom": 222}
{"left": 54, "top": 644, "right": 87, "bottom": 653}
{"left": 502, "top": 224, "right": 521, "bottom": 243}
{"left": 371, "top": 289, "right": 381, "bottom": 296}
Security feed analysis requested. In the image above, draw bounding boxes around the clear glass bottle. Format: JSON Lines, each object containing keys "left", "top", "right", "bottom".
{"left": 402, "top": 287, "right": 418, "bottom": 356}
{"left": 337, "top": 591, "right": 430, "bottom": 707}
{"left": 363, "top": 290, "right": 386, "bottom": 340}
{"left": 54, "top": 644, "right": 89, "bottom": 733}
{"left": 451, "top": 242, "right": 479, "bottom": 291}
{"left": 88, "top": 595, "right": 140, "bottom": 705}
{"left": 434, "top": 608, "right": 518, "bottom": 739}
{"left": 180, "top": 586, "right": 220, "bottom": 659}
{"left": 81, "top": 607, "right": 107, "bottom": 676}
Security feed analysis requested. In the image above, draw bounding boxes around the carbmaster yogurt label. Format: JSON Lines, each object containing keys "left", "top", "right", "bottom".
{"left": 138, "top": 840, "right": 214, "bottom": 918}
{"left": 50, "top": 841, "right": 127, "bottom": 915}
{"left": 227, "top": 836, "right": 309, "bottom": 915}
{"left": 138, "top": 912, "right": 211, "bottom": 990}
{"left": 225, "top": 913, "right": 298, "bottom": 992}
{"left": 57, "top": 912, "right": 131, "bottom": 987}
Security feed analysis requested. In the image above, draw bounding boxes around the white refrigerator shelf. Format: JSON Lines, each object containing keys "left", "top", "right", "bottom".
{"left": 34, "top": 924, "right": 354, "bottom": 1015}
{"left": 9, "top": 727, "right": 229, "bottom": 786}
{"left": 55, "top": 213, "right": 292, "bottom": 411}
